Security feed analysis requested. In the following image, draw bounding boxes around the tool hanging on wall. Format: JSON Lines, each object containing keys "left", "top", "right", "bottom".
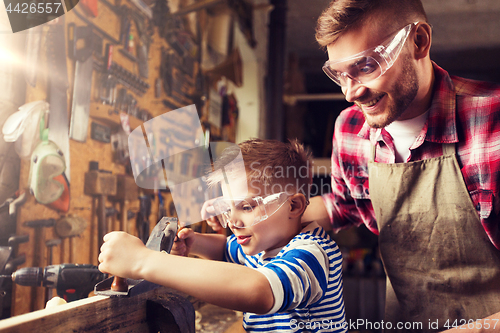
{"left": 54, "top": 215, "right": 87, "bottom": 263}
{"left": 0, "top": 192, "right": 26, "bottom": 250}
{"left": 81, "top": 0, "right": 98, "bottom": 17}
{"left": 99, "top": 44, "right": 117, "bottom": 106}
{"left": 44, "top": 238, "right": 61, "bottom": 303}
{"left": 23, "top": 218, "right": 56, "bottom": 312}
{"left": 111, "top": 128, "right": 130, "bottom": 164}
{"left": 72, "top": 6, "right": 121, "bottom": 45}
{"left": 90, "top": 122, "right": 111, "bottom": 143}
{"left": 24, "top": 25, "right": 42, "bottom": 87}
{"left": 84, "top": 163, "right": 117, "bottom": 259}
{"left": 68, "top": 23, "right": 103, "bottom": 143}
{"left": 131, "top": 12, "right": 150, "bottom": 79}
{"left": 136, "top": 194, "right": 152, "bottom": 244}
{"left": 95, "top": 60, "right": 150, "bottom": 96}
{"left": 110, "top": 175, "right": 138, "bottom": 233}
{"left": 99, "top": 0, "right": 152, "bottom": 78}
{"left": 28, "top": 111, "right": 67, "bottom": 208}
{"left": 0, "top": 234, "right": 28, "bottom": 320}
{"left": 46, "top": 17, "right": 71, "bottom": 213}
{"left": 2, "top": 100, "right": 49, "bottom": 159}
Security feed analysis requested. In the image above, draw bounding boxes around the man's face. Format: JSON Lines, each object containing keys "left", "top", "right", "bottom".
{"left": 326, "top": 21, "right": 419, "bottom": 128}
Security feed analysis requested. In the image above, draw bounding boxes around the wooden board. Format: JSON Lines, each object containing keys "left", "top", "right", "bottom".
{"left": 1, "top": 287, "right": 198, "bottom": 333}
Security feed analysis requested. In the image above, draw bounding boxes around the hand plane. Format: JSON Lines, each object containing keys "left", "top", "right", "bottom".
{"left": 94, "top": 216, "right": 178, "bottom": 297}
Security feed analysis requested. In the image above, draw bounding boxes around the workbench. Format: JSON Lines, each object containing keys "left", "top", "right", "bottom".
{"left": 0, "top": 286, "right": 199, "bottom": 332}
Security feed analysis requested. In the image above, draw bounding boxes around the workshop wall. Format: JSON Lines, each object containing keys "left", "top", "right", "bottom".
{"left": 6, "top": 0, "right": 251, "bottom": 316}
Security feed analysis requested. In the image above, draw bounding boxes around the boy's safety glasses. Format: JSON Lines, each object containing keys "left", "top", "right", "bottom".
{"left": 213, "top": 192, "right": 290, "bottom": 229}
{"left": 322, "top": 22, "right": 418, "bottom": 87}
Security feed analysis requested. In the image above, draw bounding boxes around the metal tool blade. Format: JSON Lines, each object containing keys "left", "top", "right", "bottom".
{"left": 0, "top": 247, "right": 12, "bottom": 273}
{"left": 145, "top": 217, "right": 178, "bottom": 252}
{"left": 46, "top": 17, "right": 71, "bottom": 182}
{"left": 24, "top": 25, "right": 42, "bottom": 87}
{"left": 69, "top": 57, "right": 94, "bottom": 142}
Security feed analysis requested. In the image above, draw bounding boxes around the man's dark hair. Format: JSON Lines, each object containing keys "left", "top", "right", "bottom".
{"left": 316, "top": 0, "right": 428, "bottom": 47}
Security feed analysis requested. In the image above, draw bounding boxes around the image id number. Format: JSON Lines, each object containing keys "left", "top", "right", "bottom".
{"left": 444, "top": 318, "right": 499, "bottom": 330}
{"left": 6, "top": 2, "right": 63, "bottom": 14}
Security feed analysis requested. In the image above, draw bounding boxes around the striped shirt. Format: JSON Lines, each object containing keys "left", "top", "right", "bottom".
{"left": 322, "top": 62, "right": 500, "bottom": 249}
{"left": 225, "top": 222, "right": 347, "bottom": 332}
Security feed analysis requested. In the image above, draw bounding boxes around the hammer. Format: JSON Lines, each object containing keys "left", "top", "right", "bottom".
{"left": 23, "top": 218, "right": 56, "bottom": 311}
{"left": 54, "top": 215, "right": 87, "bottom": 263}
{"left": 84, "top": 169, "right": 117, "bottom": 258}
{"left": 45, "top": 238, "right": 61, "bottom": 302}
{"left": 110, "top": 175, "right": 139, "bottom": 233}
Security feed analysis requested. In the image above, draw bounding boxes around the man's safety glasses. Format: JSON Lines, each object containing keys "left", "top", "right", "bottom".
{"left": 213, "top": 192, "right": 290, "bottom": 229}
{"left": 322, "top": 22, "right": 418, "bottom": 87}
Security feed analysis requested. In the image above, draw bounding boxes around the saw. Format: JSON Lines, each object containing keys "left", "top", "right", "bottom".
{"left": 45, "top": 17, "right": 71, "bottom": 212}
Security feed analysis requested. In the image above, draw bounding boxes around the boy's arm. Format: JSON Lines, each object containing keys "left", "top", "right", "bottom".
{"left": 99, "top": 231, "right": 274, "bottom": 314}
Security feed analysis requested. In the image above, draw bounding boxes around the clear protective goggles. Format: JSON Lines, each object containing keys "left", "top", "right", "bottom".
{"left": 322, "top": 22, "right": 418, "bottom": 87}
{"left": 213, "top": 191, "right": 290, "bottom": 229}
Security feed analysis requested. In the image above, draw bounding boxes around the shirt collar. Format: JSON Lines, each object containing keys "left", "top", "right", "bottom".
{"left": 424, "top": 62, "right": 458, "bottom": 143}
{"left": 357, "top": 62, "right": 458, "bottom": 144}
{"left": 260, "top": 222, "right": 321, "bottom": 260}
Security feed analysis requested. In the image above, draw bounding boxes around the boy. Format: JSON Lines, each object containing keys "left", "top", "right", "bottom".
{"left": 98, "top": 138, "right": 347, "bottom": 332}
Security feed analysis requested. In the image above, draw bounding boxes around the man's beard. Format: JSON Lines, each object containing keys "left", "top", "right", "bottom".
{"left": 363, "top": 55, "right": 419, "bottom": 128}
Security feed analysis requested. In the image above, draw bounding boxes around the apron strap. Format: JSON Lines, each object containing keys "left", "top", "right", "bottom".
{"left": 370, "top": 142, "right": 456, "bottom": 163}
{"left": 442, "top": 143, "right": 456, "bottom": 156}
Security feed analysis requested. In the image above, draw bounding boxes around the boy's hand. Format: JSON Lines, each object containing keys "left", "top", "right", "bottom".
{"left": 201, "top": 197, "right": 223, "bottom": 232}
{"left": 98, "top": 231, "right": 151, "bottom": 280}
{"left": 171, "top": 228, "right": 196, "bottom": 257}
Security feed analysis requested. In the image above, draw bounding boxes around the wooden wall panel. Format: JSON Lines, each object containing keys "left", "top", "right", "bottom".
{"left": 11, "top": 0, "right": 200, "bottom": 316}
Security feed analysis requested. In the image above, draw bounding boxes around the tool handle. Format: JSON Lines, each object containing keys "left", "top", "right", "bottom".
{"left": 97, "top": 194, "right": 107, "bottom": 251}
{"left": 111, "top": 276, "right": 128, "bottom": 292}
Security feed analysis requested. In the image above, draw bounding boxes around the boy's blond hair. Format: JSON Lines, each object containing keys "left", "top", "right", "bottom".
{"left": 207, "top": 138, "right": 312, "bottom": 199}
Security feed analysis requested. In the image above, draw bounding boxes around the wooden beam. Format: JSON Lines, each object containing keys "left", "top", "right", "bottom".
{"left": 0, "top": 287, "right": 197, "bottom": 333}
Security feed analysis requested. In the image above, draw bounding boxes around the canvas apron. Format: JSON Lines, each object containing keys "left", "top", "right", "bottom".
{"left": 368, "top": 143, "right": 500, "bottom": 332}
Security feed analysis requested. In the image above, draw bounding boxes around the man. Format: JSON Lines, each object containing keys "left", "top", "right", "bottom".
{"left": 306, "top": 0, "right": 500, "bottom": 331}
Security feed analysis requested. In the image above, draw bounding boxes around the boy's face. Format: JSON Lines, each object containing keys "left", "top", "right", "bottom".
{"left": 221, "top": 177, "right": 301, "bottom": 256}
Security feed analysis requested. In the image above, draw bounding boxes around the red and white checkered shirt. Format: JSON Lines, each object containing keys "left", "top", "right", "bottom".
{"left": 322, "top": 62, "right": 500, "bottom": 249}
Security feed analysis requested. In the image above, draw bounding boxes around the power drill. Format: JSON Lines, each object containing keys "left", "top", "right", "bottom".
{"left": 4, "top": 264, "right": 107, "bottom": 302}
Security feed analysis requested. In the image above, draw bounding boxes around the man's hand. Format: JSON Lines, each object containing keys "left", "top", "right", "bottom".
{"left": 98, "top": 231, "right": 152, "bottom": 280}
{"left": 171, "top": 228, "right": 196, "bottom": 257}
{"left": 201, "top": 197, "right": 223, "bottom": 232}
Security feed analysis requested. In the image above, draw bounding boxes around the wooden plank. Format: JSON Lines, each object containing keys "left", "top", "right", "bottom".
{"left": 0, "top": 287, "right": 195, "bottom": 333}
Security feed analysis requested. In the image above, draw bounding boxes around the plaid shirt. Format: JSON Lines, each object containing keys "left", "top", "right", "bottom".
{"left": 322, "top": 63, "right": 500, "bottom": 249}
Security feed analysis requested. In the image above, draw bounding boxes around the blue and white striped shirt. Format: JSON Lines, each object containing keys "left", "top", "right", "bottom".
{"left": 225, "top": 222, "right": 347, "bottom": 332}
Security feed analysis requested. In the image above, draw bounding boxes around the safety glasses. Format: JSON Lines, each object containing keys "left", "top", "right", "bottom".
{"left": 322, "top": 22, "right": 418, "bottom": 87}
{"left": 213, "top": 192, "right": 290, "bottom": 229}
